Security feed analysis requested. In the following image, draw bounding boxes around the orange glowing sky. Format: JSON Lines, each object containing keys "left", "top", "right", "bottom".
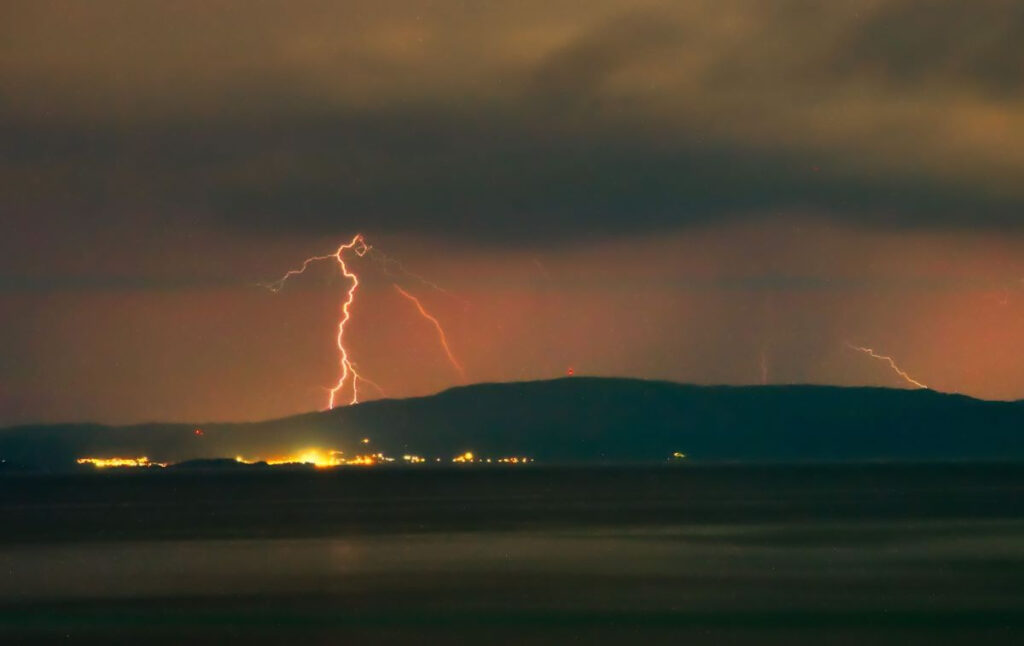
{"left": 1, "top": 221, "right": 1021, "bottom": 425}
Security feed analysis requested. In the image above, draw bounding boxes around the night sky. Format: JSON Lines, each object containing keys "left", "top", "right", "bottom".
{"left": 2, "top": 0, "right": 1023, "bottom": 425}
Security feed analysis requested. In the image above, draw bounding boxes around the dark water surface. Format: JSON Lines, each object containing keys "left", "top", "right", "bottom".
{"left": 2, "top": 464, "right": 1024, "bottom": 643}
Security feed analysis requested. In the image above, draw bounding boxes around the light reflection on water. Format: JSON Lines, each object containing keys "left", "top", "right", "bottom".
{"left": 4, "top": 521, "right": 1024, "bottom": 611}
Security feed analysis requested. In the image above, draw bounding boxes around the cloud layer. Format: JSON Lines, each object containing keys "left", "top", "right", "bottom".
{"left": 3, "top": 0, "right": 1023, "bottom": 244}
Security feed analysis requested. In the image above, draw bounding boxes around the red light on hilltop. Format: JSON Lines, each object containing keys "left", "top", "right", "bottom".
{"left": 194, "top": 428, "right": 204, "bottom": 437}
{"left": 567, "top": 367, "right": 574, "bottom": 376}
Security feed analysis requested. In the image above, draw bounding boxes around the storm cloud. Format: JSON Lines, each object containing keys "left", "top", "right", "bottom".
{"left": 3, "top": 0, "right": 1023, "bottom": 244}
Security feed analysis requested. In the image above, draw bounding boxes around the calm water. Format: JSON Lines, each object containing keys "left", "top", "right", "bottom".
{"left": 2, "top": 464, "right": 1023, "bottom": 643}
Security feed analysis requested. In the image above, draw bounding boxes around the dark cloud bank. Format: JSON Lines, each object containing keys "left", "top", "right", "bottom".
{"left": 3, "top": 0, "right": 1023, "bottom": 244}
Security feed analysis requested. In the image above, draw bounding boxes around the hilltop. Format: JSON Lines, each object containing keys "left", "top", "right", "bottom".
{"left": 2, "top": 378, "right": 1023, "bottom": 470}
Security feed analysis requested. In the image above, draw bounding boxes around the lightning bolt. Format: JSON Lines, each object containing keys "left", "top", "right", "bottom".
{"left": 368, "top": 247, "right": 467, "bottom": 306}
{"left": 393, "top": 285, "right": 466, "bottom": 381}
{"left": 846, "top": 343, "right": 928, "bottom": 390}
{"left": 265, "top": 235, "right": 467, "bottom": 409}
{"left": 263, "top": 234, "right": 373, "bottom": 409}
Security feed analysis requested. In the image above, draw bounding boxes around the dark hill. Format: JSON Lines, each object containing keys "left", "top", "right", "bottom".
{"left": 2, "top": 378, "right": 1023, "bottom": 470}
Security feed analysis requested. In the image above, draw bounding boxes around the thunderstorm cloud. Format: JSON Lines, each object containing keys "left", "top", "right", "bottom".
{"left": 2, "top": 0, "right": 1023, "bottom": 245}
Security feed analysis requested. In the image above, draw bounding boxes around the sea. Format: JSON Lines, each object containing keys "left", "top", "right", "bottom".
{"left": 2, "top": 463, "right": 1023, "bottom": 644}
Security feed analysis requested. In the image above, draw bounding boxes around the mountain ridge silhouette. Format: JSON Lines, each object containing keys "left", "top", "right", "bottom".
{"left": 2, "top": 378, "right": 1022, "bottom": 470}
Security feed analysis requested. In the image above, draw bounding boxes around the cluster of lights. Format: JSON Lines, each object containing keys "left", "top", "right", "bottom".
{"left": 452, "top": 452, "right": 532, "bottom": 464}
{"left": 76, "top": 457, "right": 166, "bottom": 468}
{"left": 234, "top": 448, "right": 395, "bottom": 468}
{"left": 240, "top": 449, "right": 533, "bottom": 467}
{"left": 232, "top": 449, "right": 536, "bottom": 467}
{"left": 74, "top": 448, "right": 535, "bottom": 469}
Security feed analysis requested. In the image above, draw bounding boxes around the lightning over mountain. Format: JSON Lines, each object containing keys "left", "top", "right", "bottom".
{"left": 264, "top": 235, "right": 465, "bottom": 408}
{"left": 847, "top": 343, "right": 928, "bottom": 390}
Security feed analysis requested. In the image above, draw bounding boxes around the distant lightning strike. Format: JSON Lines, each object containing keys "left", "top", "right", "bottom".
{"left": 393, "top": 285, "right": 466, "bottom": 381}
{"left": 846, "top": 343, "right": 928, "bottom": 390}
{"left": 263, "top": 234, "right": 372, "bottom": 409}
{"left": 368, "top": 247, "right": 467, "bottom": 306}
{"left": 264, "top": 235, "right": 465, "bottom": 409}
